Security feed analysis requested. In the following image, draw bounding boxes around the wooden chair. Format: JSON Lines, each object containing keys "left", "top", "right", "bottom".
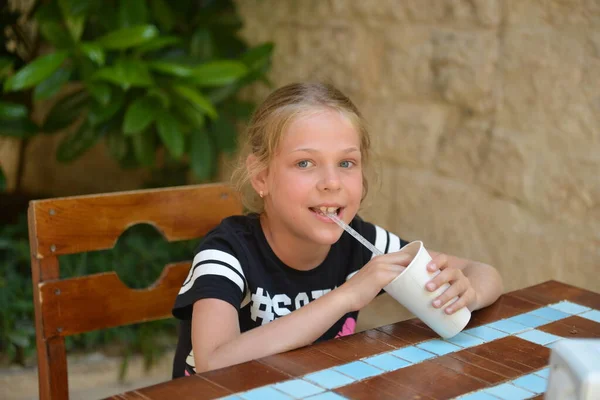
{"left": 28, "top": 183, "right": 243, "bottom": 399}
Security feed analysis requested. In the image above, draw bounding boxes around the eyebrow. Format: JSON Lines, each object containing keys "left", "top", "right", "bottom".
{"left": 290, "top": 147, "right": 360, "bottom": 154}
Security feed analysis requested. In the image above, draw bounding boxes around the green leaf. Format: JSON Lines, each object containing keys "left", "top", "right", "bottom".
{"left": 172, "top": 85, "right": 217, "bottom": 119}
{"left": 241, "top": 43, "right": 275, "bottom": 71}
{"left": 56, "top": 121, "right": 101, "bottom": 162}
{"left": 118, "top": 0, "right": 149, "bottom": 28}
{"left": 147, "top": 61, "right": 193, "bottom": 77}
{"left": 171, "top": 97, "right": 205, "bottom": 129}
{"left": 95, "top": 25, "right": 159, "bottom": 50}
{"left": 65, "top": 14, "right": 85, "bottom": 42}
{"left": 123, "top": 97, "right": 157, "bottom": 135}
{"left": 36, "top": 2, "right": 62, "bottom": 24}
{"left": 93, "top": 59, "right": 153, "bottom": 90}
{"left": 88, "top": 89, "right": 124, "bottom": 126}
{"left": 59, "top": 0, "right": 85, "bottom": 42}
{"left": 80, "top": 43, "right": 105, "bottom": 66}
{"left": 0, "top": 102, "right": 28, "bottom": 120}
{"left": 87, "top": 82, "right": 111, "bottom": 106}
{"left": 190, "top": 129, "right": 215, "bottom": 181}
{"left": 147, "top": 87, "right": 170, "bottom": 108}
{"left": 43, "top": 90, "right": 89, "bottom": 133}
{"left": 4, "top": 51, "right": 69, "bottom": 92}
{"left": 133, "top": 36, "right": 181, "bottom": 55}
{"left": 33, "top": 66, "right": 72, "bottom": 101}
{"left": 190, "top": 28, "right": 213, "bottom": 60}
{"left": 0, "top": 118, "right": 38, "bottom": 138}
{"left": 131, "top": 130, "right": 156, "bottom": 167}
{"left": 156, "top": 112, "right": 184, "bottom": 159}
{"left": 190, "top": 61, "right": 248, "bottom": 87}
{"left": 209, "top": 116, "right": 237, "bottom": 154}
{"left": 39, "top": 22, "right": 74, "bottom": 49}
{"left": 150, "top": 0, "right": 175, "bottom": 32}
{"left": 59, "top": 0, "right": 94, "bottom": 16}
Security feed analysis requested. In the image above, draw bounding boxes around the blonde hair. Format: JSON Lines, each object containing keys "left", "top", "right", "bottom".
{"left": 231, "top": 82, "right": 372, "bottom": 213}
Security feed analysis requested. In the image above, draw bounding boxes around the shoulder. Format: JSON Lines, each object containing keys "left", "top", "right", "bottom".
{"left": 350, "top": 215, "right": 409, "bottom": 254}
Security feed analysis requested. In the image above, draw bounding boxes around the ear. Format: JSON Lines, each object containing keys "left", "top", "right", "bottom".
{"left": 247, "top": 154, "right": 269, "bottom": 196}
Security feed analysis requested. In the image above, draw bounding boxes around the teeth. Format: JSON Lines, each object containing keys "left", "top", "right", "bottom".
{"left": 318, "top": 206, "right": 339, "bottom": 215}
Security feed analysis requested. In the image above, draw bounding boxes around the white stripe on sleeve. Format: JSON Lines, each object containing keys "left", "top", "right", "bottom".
{"left": 372, "top": 225, "right": 388, "bottom": 259}
{"left": 179, "top": 249, "right": 246, "bottom": 295}
{"left": 387, "top": 232, "right": 401, "bottom": 253}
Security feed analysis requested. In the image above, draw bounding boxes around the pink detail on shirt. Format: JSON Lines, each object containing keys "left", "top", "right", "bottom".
{"left": 335, "top": 317, "right": 357, "bottom": 338}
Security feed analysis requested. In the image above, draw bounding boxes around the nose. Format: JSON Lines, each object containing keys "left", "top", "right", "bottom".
{"left": 317, "top": 165, "right": 341, "bottom": 192}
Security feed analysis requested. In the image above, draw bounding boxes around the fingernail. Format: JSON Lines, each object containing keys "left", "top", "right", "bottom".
{"left": 428, "top": 263, "right": 437, "bottom": 270}
{"left": 433, "top": 300, "right": 441, "bottom": 307}
{"left": 446, "top": 308, "right": 453, "bottom": 314}
{"left": 426, "top": 283, "right": 436, "bottom": 291}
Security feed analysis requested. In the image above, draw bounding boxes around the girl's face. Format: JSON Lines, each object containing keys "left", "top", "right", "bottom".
{"left": 259, "top": 109, "right": 364, "bottom": 247}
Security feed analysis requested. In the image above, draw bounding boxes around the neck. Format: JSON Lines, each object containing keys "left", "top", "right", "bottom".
{"left": 259, "top": 213, "right": 330, "bottom": 271}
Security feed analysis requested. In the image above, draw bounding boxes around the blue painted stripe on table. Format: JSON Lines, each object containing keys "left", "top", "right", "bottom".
{"left": 274, "top": 379, "right": 325, "bottom": 398}
{"left": 580, "top": 309, "right": 600, "bottom": 323}
{"left": 334, "top": 361, "right": 382, "bottom": 380}
{"left": 463, "top": 326, "right": 508, "bottom": 341}
{"left": 534, "top": 367, "right": 550, "bottom": 379}
{"left": 528, "top": 306, "right": 571, "bottom": 321}
{"left": 516, "top": 329, "right": 562, "bottom": 346}
{"left": 487, "top": 319, "right": 530, "bottom": 334}
{"left": 305, "top": 392, "right": 349, "bottom": 400}
{"left": 240, "top": 386, "right": 293, "bottom": 400}
{"left": 483, "top": 383, "right": 535, "bottom": 400}
{"left": 508, "top": 313, "right": 551, "bottom": 328}
{"left": 363, "top": 353, "right": 411, "bottom": 371}
{"left": 390, "top": 346, "right": 436, "bottom": 363}
{"left": 303, "top": 369, "right": 355, "bottom": 389}
{"left": 458, "top": 392, "right": 499, "bottom": 400}
{"left": 417, "top": 339, "right": 462, "bottom": 355}
{"left": 549, "top": 301, "right": 591, "bottom": 314}
{"left": 512, "top": 373, "right": 548, "bottom": 394}
{"left": 446, "top": 332, "right": 486, "bottom": 348}
{"left": 219, "top": 396, "right": 244, "bottom": 400}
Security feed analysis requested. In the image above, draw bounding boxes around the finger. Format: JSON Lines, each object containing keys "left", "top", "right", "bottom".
{"left": 444, "top": 288, "right": 475, "bottom": 314}
{"left": 431, "top": 279, "right": 466, "bottom": 308}
{"left": 380, "top": 251, "right": 413, "bottom": 267}
{"left": 425, "top": 267, "right": 461, "bottom": 292}
{"left": 427, "top": 253, "right": 448, "bottom": 272}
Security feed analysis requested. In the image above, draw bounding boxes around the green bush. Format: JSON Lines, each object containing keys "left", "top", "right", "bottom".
{"left": 1, "top": 0, "right": 273, "bottom": 182}
{"left": 0, "top": 211, "right": 199, "bottom": 378}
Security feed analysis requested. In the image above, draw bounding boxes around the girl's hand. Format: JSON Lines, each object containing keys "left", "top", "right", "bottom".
{"left": 339, "top": 252, "right": 412, "bottom": 312}
{"left": 425, "top": 253, "right": 478, "bottom": 314}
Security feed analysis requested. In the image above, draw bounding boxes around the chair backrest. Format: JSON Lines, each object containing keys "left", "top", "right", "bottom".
{"left": 28, "top": 183, "right": 243, "bottom": 399}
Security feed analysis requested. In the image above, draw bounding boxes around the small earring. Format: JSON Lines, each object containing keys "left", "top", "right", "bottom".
{"left": 259, "top": 191, "right": 264, "bottom": 198}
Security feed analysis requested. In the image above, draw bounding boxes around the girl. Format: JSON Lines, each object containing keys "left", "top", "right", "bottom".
{"left": 172, "top": 82, "right": 503, "bottom": 377}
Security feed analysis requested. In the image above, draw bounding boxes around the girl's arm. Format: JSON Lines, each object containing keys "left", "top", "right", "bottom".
{"left": 191, "top": 250, "right": 411, "bottom": 373}
{"left": 192, "top": 290, "right": 349, "bottom": 373}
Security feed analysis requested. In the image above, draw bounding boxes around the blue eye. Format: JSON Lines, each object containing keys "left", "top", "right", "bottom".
{"left": 340, "top": 160, "right": 354, "bottom": 168}
{"left": 297, "top": 160, "right": 312, "bottom": 168}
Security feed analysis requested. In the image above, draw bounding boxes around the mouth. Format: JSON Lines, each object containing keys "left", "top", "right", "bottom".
{"left": 309, "top": 206, "right": 342, "bottom": 218}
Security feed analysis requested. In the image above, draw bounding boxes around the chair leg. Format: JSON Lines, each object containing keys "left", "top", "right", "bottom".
{"left": 37, "top": 334, "right": 69, "bottom": 399}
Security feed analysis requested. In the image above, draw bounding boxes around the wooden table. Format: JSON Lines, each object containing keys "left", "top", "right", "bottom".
{"left": 109, "top": 280, "right": 600, "bottom": 400}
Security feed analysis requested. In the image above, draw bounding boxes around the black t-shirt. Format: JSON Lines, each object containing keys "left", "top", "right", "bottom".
{"left": 171, "top": 213, "right": 408, "bottom": 378}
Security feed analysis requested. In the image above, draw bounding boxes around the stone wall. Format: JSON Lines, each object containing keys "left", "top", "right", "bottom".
{"left": 236, "top": 0, "right": 599, "bottom": 298}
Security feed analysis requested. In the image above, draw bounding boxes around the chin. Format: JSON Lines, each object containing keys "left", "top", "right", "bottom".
{"left": 312, "top": 230, "right": 344, "bottom": 246}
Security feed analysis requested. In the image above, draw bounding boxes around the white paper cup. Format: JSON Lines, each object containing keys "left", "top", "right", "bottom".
{"left": 383, "top": 241, "right": 471, "bottom": 339}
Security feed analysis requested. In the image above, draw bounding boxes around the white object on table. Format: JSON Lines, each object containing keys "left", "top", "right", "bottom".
{"left": 545, "top": 338, "right": 600, "bottom": 400}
